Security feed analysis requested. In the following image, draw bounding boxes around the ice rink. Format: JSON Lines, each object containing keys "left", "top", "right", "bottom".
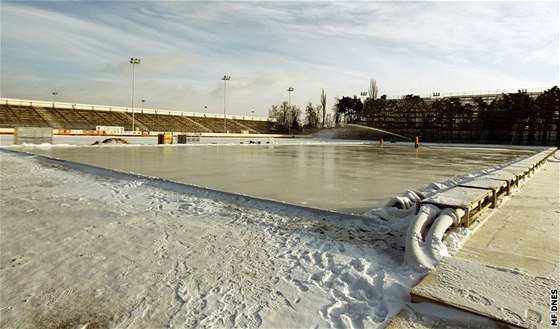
{"left": 1, "top": 135, "right": 535, "bottom": 214}
{"left": 0, "top": 135, "right": 553, "bottom": 328}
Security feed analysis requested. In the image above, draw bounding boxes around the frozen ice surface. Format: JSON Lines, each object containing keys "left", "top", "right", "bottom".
{"left": 4, "top": 136, "right": 535, "bottom": 214}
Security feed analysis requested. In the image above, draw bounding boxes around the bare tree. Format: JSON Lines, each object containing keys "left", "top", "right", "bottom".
{"left": 332, "top": 97, "right": 342, "bottom": 126}
{"left": 304, "top": 102, "right": 320, "bottom": 129}
{"left": 268, "top": 101, "right": 301, "bottom": 132}
{"left": 320, "top": 88, "right": 327, "bottom": 127}
{"left": 369, "top": 79, "right": 378, "bottom": 100}
{"left": 268, "top": 102, "right": 289, "bottom": 128}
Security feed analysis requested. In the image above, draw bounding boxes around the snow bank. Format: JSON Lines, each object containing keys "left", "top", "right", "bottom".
{"left": 0, "top": 150, "right": 421, "bottom": 329}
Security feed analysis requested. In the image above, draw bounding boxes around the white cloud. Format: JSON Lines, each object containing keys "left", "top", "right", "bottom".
{"left": 1, "top": 1, "right": 557, "bottom": 118}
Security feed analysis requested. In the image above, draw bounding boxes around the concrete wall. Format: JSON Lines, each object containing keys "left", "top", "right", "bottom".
{"left": 14, "top": 127, "right": 53, "bottom": 145}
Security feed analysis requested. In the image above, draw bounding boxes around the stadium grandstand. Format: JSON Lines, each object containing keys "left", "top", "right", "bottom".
{"left": 0, "top": 98, "right": 287, "bottom": 136}
{"left": 386, "top": 88, "right": 545, "bottom": 104}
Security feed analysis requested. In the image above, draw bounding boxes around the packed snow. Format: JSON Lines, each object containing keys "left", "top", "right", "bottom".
{"left": 1, "top": 150, "right": 425, "bottom": 328}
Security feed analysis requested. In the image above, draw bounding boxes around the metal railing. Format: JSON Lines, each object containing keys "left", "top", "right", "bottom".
{"left": 385, "top": 87, "right": 549, "bottom": 100}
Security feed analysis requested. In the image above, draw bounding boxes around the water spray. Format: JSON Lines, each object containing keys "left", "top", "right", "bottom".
{"left": 345, "top": 124, "right": 410, "bottom": 140}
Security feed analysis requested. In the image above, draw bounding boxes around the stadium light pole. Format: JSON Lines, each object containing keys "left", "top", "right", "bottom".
{"left": 360, "top": 91, "right": 367, "bottom": 102}
{"left": 52, "top": 92, "right": 58, "bottom": 107}
{"left": 287, "top": 87, "right": 294, "bottom": 134}
{"left": 222, "top": 75, "right": 231, "bottom": 133}
{"left": 130, "top": 57, "right": 141, "bottom": 132}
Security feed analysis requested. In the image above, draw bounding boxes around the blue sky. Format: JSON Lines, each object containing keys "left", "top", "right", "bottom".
{"left": 1, "top": 1, "right": 558, "bottom": 117}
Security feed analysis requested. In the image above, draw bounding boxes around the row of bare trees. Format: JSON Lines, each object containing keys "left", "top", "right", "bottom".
{"left": 334, "top": 86, "right": 559, "bottom": 145}
{"left": 268, "top": 88, "right": 329, "bottom": 133}
{"left": 268, "top": 85, "right": 559, "bottom": 145}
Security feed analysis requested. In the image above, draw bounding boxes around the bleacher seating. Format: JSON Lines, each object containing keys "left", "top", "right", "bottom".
{"left": 0, "top": 104, "right": 278, "bottom": 135}
{"left": 174, "top": 116, "right": 211, "bottom": 133}
{"left": 189, "top": 116, "right": 230, "bottom": 133}
{"left": 33, "top": 107, "right": 70, "bottom": 128}
{"left": 88, "top": 110, "right": 131, "bottom": 128}
{"left": 55, "top": 108, "right": 95, "bottom": 130}
{"left": 0, "top": 106, "right": 19, "bottom": 127}
{"left": 6, "top": 106, "right": 50, "bottom": 127}
{"left": 233, "top": 119, "right": 279, "bottom": 134}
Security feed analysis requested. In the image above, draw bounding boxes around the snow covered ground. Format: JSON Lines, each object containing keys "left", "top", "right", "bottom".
{"left": 1, "top": 150, "right": 424, "bottom": 328}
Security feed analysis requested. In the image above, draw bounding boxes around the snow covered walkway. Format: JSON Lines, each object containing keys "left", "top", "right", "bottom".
{"left": 398, "top": 150, "right": 559, "bottom": 328}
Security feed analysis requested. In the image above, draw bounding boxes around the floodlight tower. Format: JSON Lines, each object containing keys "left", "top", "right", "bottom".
{"left": 287, "top": 87, "right": 294, "bottom": 134}
{"left": 130, "top": 57, "right": 141, "bottom": 132}
{"left": 287, "top": 87, "right": 294, "bottom": 107}
{"left": 360, "top": 91, "right": 368, "bottom": 102}
{"left": 222, "top": 75, "right": 231, "bottom": 133}
{"left": 52, "top": 92, "right": 58, "bottom": 107}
